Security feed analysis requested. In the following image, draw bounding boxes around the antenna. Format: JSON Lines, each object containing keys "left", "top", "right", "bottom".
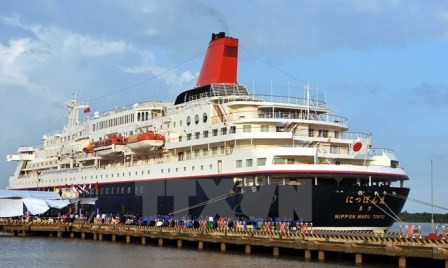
{"left": 431, "top": 160, "right": 434, "bottom": 233}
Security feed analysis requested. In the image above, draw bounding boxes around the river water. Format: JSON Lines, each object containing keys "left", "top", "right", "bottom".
{"left": 0, "top": 222, "right": 445, "bottom": 268}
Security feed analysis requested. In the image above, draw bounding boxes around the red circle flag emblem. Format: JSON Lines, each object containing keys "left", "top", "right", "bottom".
{"left": 353, "top": 142, "right": 363, "bottom": 152}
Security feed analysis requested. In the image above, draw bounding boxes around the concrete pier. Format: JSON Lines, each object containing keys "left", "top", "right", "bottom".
{"left": 0, "top": 220, "right": 447, "bottom": 268}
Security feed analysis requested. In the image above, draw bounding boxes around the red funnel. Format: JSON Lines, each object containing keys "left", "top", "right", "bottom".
{"left": 196, "top": 32, "right": 238, "bottom": 87}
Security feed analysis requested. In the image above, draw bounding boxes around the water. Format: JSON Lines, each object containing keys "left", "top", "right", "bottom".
{"left": 0, "top": 222, "right": 445, "bottom": 268}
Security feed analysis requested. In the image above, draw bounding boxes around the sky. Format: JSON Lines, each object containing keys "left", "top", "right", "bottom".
{"left": 1, "top": 0, "right": 447, "bottom": 214}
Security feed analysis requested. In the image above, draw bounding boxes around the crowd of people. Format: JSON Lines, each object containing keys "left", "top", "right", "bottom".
{"left": 90, "top": 214, "right": 312, "bottom": 234}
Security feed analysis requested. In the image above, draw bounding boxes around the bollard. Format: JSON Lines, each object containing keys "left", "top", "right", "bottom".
{"left": 126, "top": 236, "right": 131, "bottom": 244}
{"left": 220, "top": 243, "right": 226, "bottom": 252}
{"left": 112, "top": 234, "right": 116, "bottom": 242}
{"left": 273, "top": 247, "right": 279, "bottom": 257}
{"left": 158, "top": 238, "right": 163, "bottom": 247}
{"left": 177, "top": 240, "right": 182, "bottom": 248}
{"left": 141, "top": 237, "right": 146, "bottom": 245}
{"left": 198, "top": 241, "right": 204, "bottom": 250}
{"left": 81, "top": 232, "right": 85, "bottom": 240}
{"left": 399, "top": 256, "right": 406, "bottom": 268}
{"left": 98, "top": 233, "right": 103, "bottom": 241}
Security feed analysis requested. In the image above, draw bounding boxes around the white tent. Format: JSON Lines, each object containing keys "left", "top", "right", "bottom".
{"left": 0, "top": 190, "right": 70, "bottom": 217}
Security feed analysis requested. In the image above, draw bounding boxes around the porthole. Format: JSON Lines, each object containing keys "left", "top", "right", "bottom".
{"left": 186, "top": 116, "right": 191, "bottom": 126}
{"left": 203, "top": 113, "right": 208, "bottom": 123}
{"left": 195, "top": 114, "right": 199, "bottom": 125}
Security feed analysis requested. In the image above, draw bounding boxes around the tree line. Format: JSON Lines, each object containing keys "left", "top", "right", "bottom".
{"left": 399, "top": 211, "right": 448, "bottom": 223}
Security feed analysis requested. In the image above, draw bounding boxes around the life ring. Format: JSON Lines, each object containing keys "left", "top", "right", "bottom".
{"left": 301, "top": 225, "right": 308, "bottom": 234}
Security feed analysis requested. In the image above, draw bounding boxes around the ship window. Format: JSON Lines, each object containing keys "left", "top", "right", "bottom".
{"left": 174, "top": 121, "right": 176, "bottom": 128}
{"left": 161, "top": 169, "right": 164, "bottom": 173}
{"left": 180, "top": 120, "right": 182, "bottom": 126}
{"left": 195, "top": 132, "right": 200, "bottom": 139}
{"left": 147, "top": 170, "right": 150, "bottom": 175}
{"left": 236, "top": 160, "right": 242, "bottom": 168}
{"left": 201, "top": 165, "right": 204, "bottom": 170}
{"left": 141, "top": 171, "right": 144, "bottom": 175}
{"left": 308, "top": 129, "right": 314, "bottom": 137}
{"left": 246, "top": 159, "right": 253, "bottom": 167}
{"left": 117, "top": 173, "right": 119, "bottom": 177}
{"left": 273, "top": 157, "right": 286, "bottom": 165}
{"left": 111, "top": 188, "right": 115, "bottom": 194}
{"left": 195, "top": 114, "right": 199, "bottom": 124}
{"left": 203, "top": 113, "right": 208, "bottom": 123}
{"left": 168, "top": 168, "right": 170, "bottom": 173}
{"left": 203, "top": 130, "right": 208, "bottom": 138}
{"left": 245, "top": 176, "right": 254, "bottom": 187}
{"left": 209, "top": 164, "right": 213, "bottom": 169}
{"left": 187, "top": 133, "right": 192, "bottom": 140}
{"left": 127, "top": 187, "right": 131, "bottom": 194}
{"left": 176, "top": 168, "right": 178, "bottom": 172}
{"left": 230, "top": 126, "right": 236, "bottom": 134}
{"left": 212, "top": 147, "right": 218, "bottom": 156}
{"left": 256, "top": 176, "right": 266, "bottom": 186}
{"left": 202, "top": 148, "right": 208, "bottom": 156}
{"left": 257, "top": 158, "right": 267, "bottom": 166}
{"left": 140, "top": 186, "right": 143, "bottom": 194}
{"left": 261, "top": 125, "right": 269, "bottom": 132}
{"left": 184, "top": 167, "right": 187, "bottom": 171}
{"left": 334, "top": 131, "right": 339, "bottom": 138}
{"left": 212, "top": 129, "right": 218, "bottom": 136}
{"left": 318, "top": 130, "right": 328, "bottom": 137}
{"left": 179, "top": 136, "right": 182, "bottom": 142}
{"left": 194, "top": 149, "right": 200, "bottom": 157}
{"left": 106, "top": 188, "right": 110, "bottom": 195}
{"left": 187, "top": 116, "right": 191, "bottom": 126}
{"left": 121, "top": 187, "right": 124, "bottom": 194}
{"left": 221, "top": 127, "right": 227, "bottom": 135}
{"left": 192, "top": 166, "right": 195, "bottom": 171}
{"left": 243, "top": 125, "right": 251, "bottom": 132}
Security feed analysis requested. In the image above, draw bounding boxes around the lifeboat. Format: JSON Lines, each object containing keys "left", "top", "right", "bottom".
{"left": 93, "top": 134, "right": 126, "bottom": 157}
{"left": 82, "top": 142, "right": 94, "bottom": 154}
{"left": 126, "top": 131, "right": 164, "bottom": 152}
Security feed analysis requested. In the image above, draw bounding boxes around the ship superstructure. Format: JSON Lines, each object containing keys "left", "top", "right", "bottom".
{"left": 6, "top": 32, "right": 409, "bottom": 229}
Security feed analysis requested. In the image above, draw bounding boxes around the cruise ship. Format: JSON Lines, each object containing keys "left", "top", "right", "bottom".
{"left": 5, "top": 32, "right": 410, "bottom": 230}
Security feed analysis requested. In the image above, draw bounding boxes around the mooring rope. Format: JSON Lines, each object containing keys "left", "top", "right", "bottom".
{"left": 358, "top": 191, "right": 403, "bottom": 223}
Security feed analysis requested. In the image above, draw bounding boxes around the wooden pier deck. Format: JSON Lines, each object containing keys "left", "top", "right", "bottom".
{"left": 1, "top": 220, "right": 447, "bottom": 267}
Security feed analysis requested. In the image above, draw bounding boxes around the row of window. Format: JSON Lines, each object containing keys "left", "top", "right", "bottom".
{"left": 92, "top": 113, "right": 135, "bottom": 132}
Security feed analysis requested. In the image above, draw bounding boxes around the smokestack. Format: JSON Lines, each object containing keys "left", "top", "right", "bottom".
{"left": 196, "top": 32, "right": 238, "bottom": 87}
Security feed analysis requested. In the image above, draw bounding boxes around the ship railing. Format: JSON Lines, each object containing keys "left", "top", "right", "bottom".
{"left": 369, "top": 148, "right": 396, "bottom": 156}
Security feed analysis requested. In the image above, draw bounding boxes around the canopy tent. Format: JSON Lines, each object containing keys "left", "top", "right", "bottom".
{"left": 0, "top": 190, "right": 70, "bottom": 217}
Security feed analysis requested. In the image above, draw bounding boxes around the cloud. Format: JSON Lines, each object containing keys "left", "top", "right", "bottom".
{"left": 231, "top": 0, "right": 448, "bottom": 55}
{"left": 414, "top": 82, "right": 448, "bottom": 106}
